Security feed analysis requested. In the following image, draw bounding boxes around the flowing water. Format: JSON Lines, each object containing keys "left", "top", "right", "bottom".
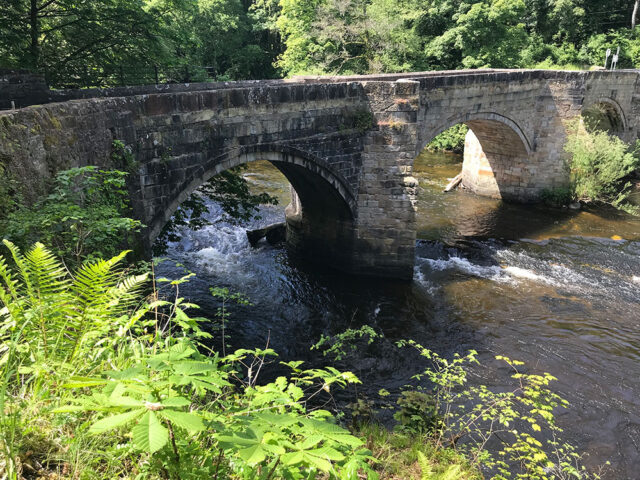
{"left": 157, "top": 152, "right": 640, "bottom": 479}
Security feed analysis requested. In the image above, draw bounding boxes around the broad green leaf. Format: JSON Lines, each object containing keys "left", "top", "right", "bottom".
{"left": 309, "top": 446, "right": 344, "bottom": 462}
{"left": 217, "top": 429, "right": 283, "bottom": 465}
{"left": 62, "top": 377, "right": 109, "bottom": 388}
{"left": 300, "top": 418, "right": 363, "bottom": 447}
{"left": 132, "top": 411, "right": 168, "bottom": 453}
{"left": 304, "top": 451, "right": 333, "bottom": 472}
{"left": 299, "top": 435, "right": 323, "bottom": 450}
{"left": 237, "top": 443, "right": 268, "bottom": 464}
{"left": 282, "top": 450, "right": 305, "bottom": 466}
{"left": 158, "top": 409, "right": 205, "bottom": 432}
{"left": 52, "top": 405, "right": 88, "bottom": 413}
{"left": 172, "top": 361, "right": 220, "bottom": 375}
{"left": 253, "top": 412, "right": 299, "bottom": 427}
{"left": 161, "top": 397, "right": 191, "bottom": 407}
{"left": 282, "top": 450, "right": 332, "bottom": 472}
{"left": 89, "top": 409, "right": 145, "bottom": 435}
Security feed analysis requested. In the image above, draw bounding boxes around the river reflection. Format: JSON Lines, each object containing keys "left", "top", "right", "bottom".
{"left": 157, "top": 152, "right": 640, "bottom": 479}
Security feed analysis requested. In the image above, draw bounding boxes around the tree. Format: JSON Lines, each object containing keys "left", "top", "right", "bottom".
{"left": 0, "top": 0, "right": 173, "bottom": 85}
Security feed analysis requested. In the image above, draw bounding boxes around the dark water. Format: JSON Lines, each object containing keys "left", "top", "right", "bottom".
{"left": 157, "top": 153, "right": 640, "bottom": 479}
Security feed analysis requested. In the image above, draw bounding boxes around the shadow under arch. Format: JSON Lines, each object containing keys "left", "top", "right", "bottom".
{"left": 147, "top": 144, "right": 358, "bottom": 262}
{"left": 419, "top": 112, "right": 533, "bottom": 201}
{"left": 582, "top": 97, "right": 628, "bottom": 135}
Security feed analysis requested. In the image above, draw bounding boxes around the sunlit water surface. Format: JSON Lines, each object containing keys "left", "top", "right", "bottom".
{"left": 157, "top": 153, "right": 640, "bottom": 478}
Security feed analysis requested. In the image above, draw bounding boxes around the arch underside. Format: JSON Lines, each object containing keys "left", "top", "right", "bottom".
{"left": 582, "top": 99, "right": 627, "bottom": 135}
{"left": 147, "top": 145, "right": 357, "bottom": 250}
{"left": 425, "top": 113, "right": 534, "bottom": 201}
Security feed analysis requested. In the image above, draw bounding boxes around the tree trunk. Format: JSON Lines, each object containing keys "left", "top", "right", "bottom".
{"left": 633, "top": 0, "right": 640, "bottom": 29}
{"left": 29, "top": 0, "right": 40, "bottom": 69}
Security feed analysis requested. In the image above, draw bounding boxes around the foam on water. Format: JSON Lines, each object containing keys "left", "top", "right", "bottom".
{"left": 502, "top": 266, "right": 551, "bottom": 283}
{"left": 162, "top": 202, "right": 287, "bottom": 294}
{"left": 413, "top": 265, "right": 439, "bottom": 294}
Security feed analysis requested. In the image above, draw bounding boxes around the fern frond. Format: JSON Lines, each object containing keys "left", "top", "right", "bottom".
{"left": 418, "top": 451, "right": 434, "bottom": 480}
{"left": 24, "top": 243, "right": 69, "bottom": 297}
{"left": 71, "top": 251, "right": 130, "bottom": 313}
{"left": 106, "top": 273, "right": 149, "bottom": 312}
{"left": 438, "top": 465, "right": 462, "bottom": 480}
{"left": 2, "top": 239, "right": 35, "bottom": 300}
{"left": 0, "top": 254, "right": 21, "bottom": 308}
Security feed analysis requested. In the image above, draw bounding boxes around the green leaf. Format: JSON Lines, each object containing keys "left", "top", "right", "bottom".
{"left": 281, "top": 450, "right": 333, "bottom": 472}
{"left": 132, "top": 411, "right": 168, "bottom": 453}
{"left": 61, "top": 377, "right": 109, "bottom": 388}
{"left": 253, "top": 412, "right": 299, "bottom": 427}
{"left": 89, "top": 409, "right": 145, "bottom": 435}
{"left": 52, "top": 405, "right": 88, "bottom": 413}
{"left": 161, "top": 397, "right": 191, "bottom": 407}
{"left": 172, "top": 361, "right": 219, "bottom": 375}
{"left": 158, "top": 409, "right": 205, "bottom": 433}
{"left": 217, "top": 429, "right": 283, "bottom": 465}
{"left": 300, "top": 418, "right": 363, "bottom": 447}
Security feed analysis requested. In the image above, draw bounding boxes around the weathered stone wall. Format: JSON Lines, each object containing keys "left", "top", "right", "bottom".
{"left": 1, "top": 69, "right": 639, "bottom": 279}
{"left": 0, "top": 70, "right": 49, "bottom": 110}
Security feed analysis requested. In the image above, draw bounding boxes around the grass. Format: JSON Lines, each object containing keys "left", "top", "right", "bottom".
{"left": 354, "top": 423, "right": 479, "bottom": 480}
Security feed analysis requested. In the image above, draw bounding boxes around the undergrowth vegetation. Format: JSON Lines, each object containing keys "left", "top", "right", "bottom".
{"left": 543, "top": 118, "right": 640, "bottom": 213}
{"left": 564, "top": 119, "right": 640, "bottom": 213}
{"left": 0, "top": 243, "right": 609, "bottom": 479}
{"left": 2, "top": 166, "right": 142, "bottom": 267}
{"left": 0, "top": 241, "right": 377, "bottom": 479}
{"left": 314, "top": 328, "right": 607, "bottom": 480}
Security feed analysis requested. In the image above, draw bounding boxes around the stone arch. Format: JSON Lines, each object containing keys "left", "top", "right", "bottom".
{"left": 147, "top": 144, "right": 357, "bottom": 246}
{"left": 419, "top": 112, "right": 534, "bottom": 201}
{"left": 582, "top": 97, "right": 627, "bottom": 135}
{"left": 420, "top": 112, "right": 532, "bottom": 156}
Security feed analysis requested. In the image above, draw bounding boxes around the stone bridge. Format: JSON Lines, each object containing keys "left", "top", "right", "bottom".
{"left": 1, "top": 69, "right": 639, "bottom": 279}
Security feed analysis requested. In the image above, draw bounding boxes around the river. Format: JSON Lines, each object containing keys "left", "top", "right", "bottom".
{"left": 156, "top": 151, "right": 640, "bottom": 479}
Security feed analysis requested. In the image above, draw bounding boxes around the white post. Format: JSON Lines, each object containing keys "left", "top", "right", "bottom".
{"left": 612, "top": 47, "right": 620, "bottom": 70}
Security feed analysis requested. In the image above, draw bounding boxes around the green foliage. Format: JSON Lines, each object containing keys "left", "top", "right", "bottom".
{"left": 396, "top": 340, "right": 606, "bottom": 479}
{"left": 111, "top": 139, "right": 138, "bottom": 172}
{"left": 0, "top": 163, "right": 18, "bottom": 230}
{"left": 317, "top": 326, "right": 606, "bottom": 479}
{"left": 540, "top": 186, "right": 573, "bottom": 207}
{"left": 3, "top": 166, "right": 142, "bottom": 266}
{"left": 0, "top": 243, "right": 378, "bottom": 479}
{"left": 3, "top": 0, "right": 640, "bottom": 86}
{"left": 271, "top": 0, "right": 640, "bottom": 77}
{"left": 394, "top": 390, "right": 438, "bottom": 435}
{"left": 564, "top": 119, "right": 640, "bottom": 212}
{"left": 205, "top": 167, "right": 279, "bottom": 223}
{"left": 435, "top": 0, "right": 529, "bottom": 69}
{"left": 353, "top": 422, "right": 478, "bottom": 479}
{"left": 312, "top": 325, "right": 380, "bottom": 361}
{"left": 428, "top": 125, "right": 469, "bottom": 154}
{"left": 353, "top": 110, "right": 376, "bottom": 133}
{"left": 155, "top": 166, "right": 279, "bottom": 254}
{"left": 0, "top": 240, "right": 147, "bottom": 366}
{"left": 0, "top": 0, "right": 281, "bottom": 86}
{"left": 418, "top": 452, "right": 464, "bottom": 480}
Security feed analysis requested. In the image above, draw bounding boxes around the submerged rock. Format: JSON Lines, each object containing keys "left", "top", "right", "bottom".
{"left": 247, "top": 222, "right": 286, "bottom": 247}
